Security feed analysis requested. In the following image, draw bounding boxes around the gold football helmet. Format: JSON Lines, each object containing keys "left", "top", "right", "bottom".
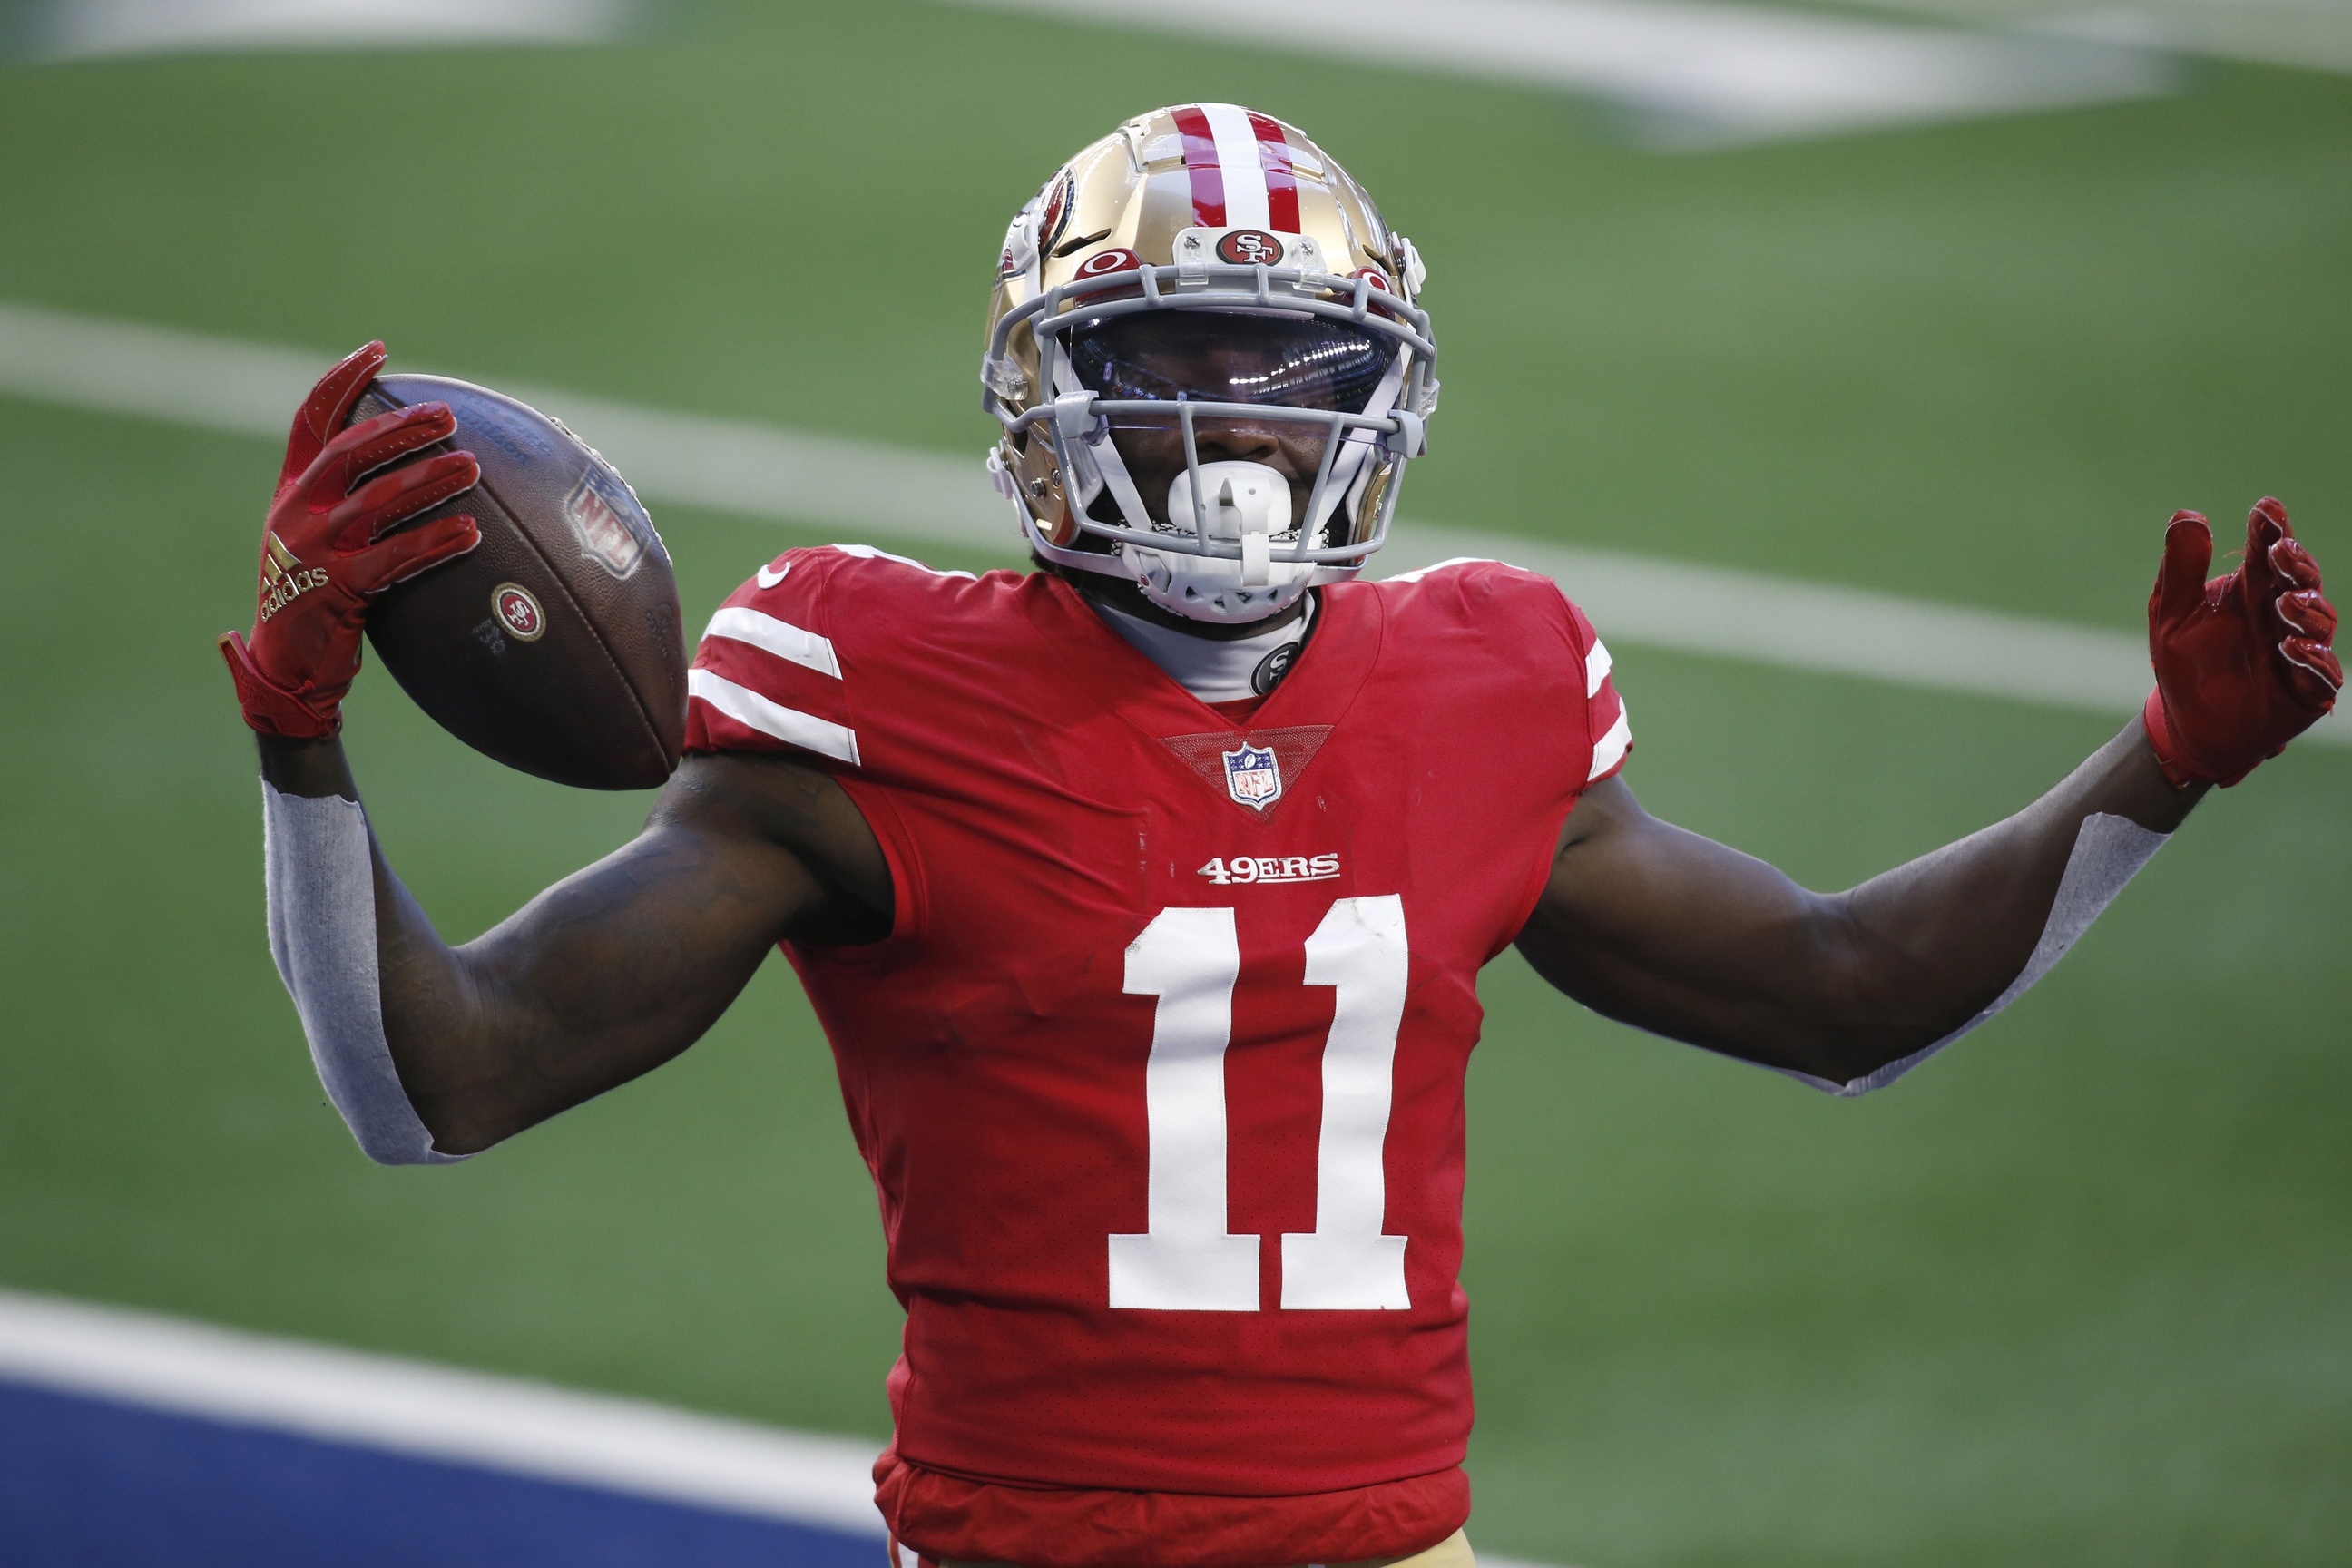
{"left": 983, "top": 103, "right": 1437, "bottom": 623}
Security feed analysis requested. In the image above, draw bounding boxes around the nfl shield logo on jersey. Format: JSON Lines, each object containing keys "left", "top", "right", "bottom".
{"left": 1222, "top": 742, "right": 1282, "bottom": 811}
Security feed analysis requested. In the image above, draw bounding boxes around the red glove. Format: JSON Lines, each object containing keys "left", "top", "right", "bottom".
{"left": 2142, "top": 497, "right": 2341, "bottom": 788}
{"left": 218, "top": 341, "right": 483, "bottom": 738}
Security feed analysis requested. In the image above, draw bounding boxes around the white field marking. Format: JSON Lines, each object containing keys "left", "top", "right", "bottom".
{"left": 17, "top": 0, "right": 637, "bottom": 60}
{"left": 0, "top": 299, "right": 2340, "bottom": 747}
{"left": 1853, "top": 0, "right": 2352, "bottom": 79}
{"left": 0, "top": 301, "right": 1005, "bottom": 557}
{"left": 1370, "top": 524, "right": 2351, "bottom": 751}
{"left": 934, "top": 0, "right": 2176, "bottom": 148}
{"left": 0, "top": 1287, "right": 1579, "bottom": 1568}
{"left": 0, "top": 1286, "right": 888, "bottom": 1535}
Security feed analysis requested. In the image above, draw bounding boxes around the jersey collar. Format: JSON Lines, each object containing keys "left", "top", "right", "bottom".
{"left": 1032, "top": 571, "right": 1383, "bottom": 740}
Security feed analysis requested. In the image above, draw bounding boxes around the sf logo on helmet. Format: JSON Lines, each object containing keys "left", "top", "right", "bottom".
{"left": 1214, "top": 230, "right": 1284, "bottom": 266}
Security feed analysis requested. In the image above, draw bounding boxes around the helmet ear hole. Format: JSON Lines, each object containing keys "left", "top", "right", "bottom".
{"left": 1011, "top": 437, "right": 1078, "bottom": 546}
{"left": 1348, "top": 457, "right": 1396, "bottom": 548}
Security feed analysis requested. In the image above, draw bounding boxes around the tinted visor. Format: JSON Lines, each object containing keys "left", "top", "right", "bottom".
{"left": 1067, "top": 312, "right": 1391, "bottom": 416}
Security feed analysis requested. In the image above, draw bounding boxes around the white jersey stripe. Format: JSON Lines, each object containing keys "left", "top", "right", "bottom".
{"left": 703, "top": 606, "right": 841, "bottom": 680}
{"left": 1588, "top": 704, "right": 1632, "bottom": 782}
{"left": 1384, "top": 555, "right": 1513, "bottom": 583}
{"left": 828, "top": 543, "right": 977, "bottom": 579}
{"left": 1584, "top": 637, "right": 1613, "bottom": 699}
{"left": 1200, "top": 103, "right": 1271, "bottom": 230}
{"left": 687, "top": 669, "right": 861, "bottom": 766}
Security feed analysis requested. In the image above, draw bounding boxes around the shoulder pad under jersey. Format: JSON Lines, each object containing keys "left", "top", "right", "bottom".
{"left": 682, "top": 544, "right": 986, "bottom": 767}
{"left": 1375, "top": 556, "right": 1631, "bottom": 786}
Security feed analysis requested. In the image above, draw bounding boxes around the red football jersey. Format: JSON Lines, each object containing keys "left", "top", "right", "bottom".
{"left": 684, "top": 547, "right": 1629, "bottom": 1567}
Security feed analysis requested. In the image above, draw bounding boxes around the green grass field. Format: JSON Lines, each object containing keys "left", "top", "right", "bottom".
{"left": 1, "top": 4, "right": 2347, "bottom": 1564}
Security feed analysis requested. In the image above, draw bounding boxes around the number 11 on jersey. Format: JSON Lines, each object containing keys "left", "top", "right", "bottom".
{"left": 1109, "top": 897, "right": 1413, "bottom": 1312}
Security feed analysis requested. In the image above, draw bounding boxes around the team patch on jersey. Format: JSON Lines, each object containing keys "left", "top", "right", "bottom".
{"left": 1222, "top": 742, "right": 1282, "bottom": 810}
{"left": 1197, "top": 852, "right": 1339, "bottom": 886}
{"left": 1161, "top": 725, "right": 1333, "bottom": 819}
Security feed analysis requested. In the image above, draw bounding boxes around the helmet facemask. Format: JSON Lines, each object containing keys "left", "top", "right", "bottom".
{"left": 1049, "top": 309, "right": 1409, "bottom": 622}
{"left": 984, "top": 106, "right": 1438, "bottom": 622}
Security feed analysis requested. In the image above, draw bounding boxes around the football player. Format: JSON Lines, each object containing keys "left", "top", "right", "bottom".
{"left": 220, "top": 105, "right": 2339, "bottom": 1568}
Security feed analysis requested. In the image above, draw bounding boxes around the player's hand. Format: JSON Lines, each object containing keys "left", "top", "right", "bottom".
{"left": 217, "top": 341, "right": 483, "bottom": 737}
{"left": 2142, "top": 497, "right": 2341, "bottom": 787}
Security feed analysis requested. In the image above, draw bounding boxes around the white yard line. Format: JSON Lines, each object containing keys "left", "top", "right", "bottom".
{"left": 1857, "top": 0, "right": 2352, "bottom": 79}
{"left": 0, "top": 1286, "right": 1568, "bottom": 1568}
{"left": 0, "top": 1287, "right": 889, "bottom": 1534}
{"left": 0, "top": 300, "right": 2337, "bottom": 746}
{"left": 15, "top": 0, "right": 638, "bottom": 60}
{"left": 0, "top": 300, "right": 1007, "bottom": 559}
{"left": 1374, "top": 530, "right": 2170, "bottom": 716}
{"left": 933, "top": 0, "right": 2176, "bottom": 148}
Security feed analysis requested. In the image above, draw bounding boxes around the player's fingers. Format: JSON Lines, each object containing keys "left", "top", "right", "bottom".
{"left": 280, "top": 341, "right": 387, "bottom": 493}
{"left": 2280, "top": 638, "right": 2344, "bottom": 708}
{"left": 2151, "top": 510, "right": 2213, "bottom": 625}
{"left": 358, "top": 450, "right": 480, "bottom": 537}
{"left": 344, "top": 401, "right": 456, "bottom": 480}
{"left": 2269, "top": 535, "right": 2323, "bottom": 593}
{"left": 302, "top": 402, "right": 456, "bottom": 505}
{"left": 327, "top": 450, "right": 480, "bottom": 549}
{"left": 2278, "top": 588, "right": 2337, "bottom": 642}
{"left": 350, "top": 515, "right": 482, "bottom": 593}
{"left": 2240, "top": 500, "right": 2291, "bottom": 604}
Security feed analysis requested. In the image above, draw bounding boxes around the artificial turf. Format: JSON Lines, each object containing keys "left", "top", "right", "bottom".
{"left": 0, "top": 5, "right": 2346, "bottom": 1564}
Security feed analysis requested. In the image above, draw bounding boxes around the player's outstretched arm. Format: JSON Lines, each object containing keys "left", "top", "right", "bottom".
{"left": 222, "top": 344, "right": 888, "bottom": 1161}
{"left": 257, "top": 738, "right": 887, "bottom": 1158}
{"left": 1518, "top": 722, "right": 2190, "bottom": 1089}
{"left": 1517, "top": 500, "right": 2339, "bottom": 1093}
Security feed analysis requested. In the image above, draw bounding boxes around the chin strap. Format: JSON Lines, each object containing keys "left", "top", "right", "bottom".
{"left": 1779, "top": 813, "right": 2170, "bottom": 1097}
{"left": 262, "top": 782, "right": 465, "bottom": 1165}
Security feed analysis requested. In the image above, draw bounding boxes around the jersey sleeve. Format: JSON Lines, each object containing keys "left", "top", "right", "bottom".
{"left": 1387, "top": 556, "right": 1630, "bottom": 789}
{"left": 1555, "top": 586, "right": 1632, "bottom": 787}
{"left": 684, "top": 547, "right": 863, "bottom": 766}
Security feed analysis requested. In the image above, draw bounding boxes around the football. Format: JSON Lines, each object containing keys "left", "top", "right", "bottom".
{"left": 351, "top": 375, "right": 688, "bottom": 789}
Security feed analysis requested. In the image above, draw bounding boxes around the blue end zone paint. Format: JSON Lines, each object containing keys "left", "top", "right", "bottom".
{"left": 0, "top": 1379, "right": 886, "bottom": 1568}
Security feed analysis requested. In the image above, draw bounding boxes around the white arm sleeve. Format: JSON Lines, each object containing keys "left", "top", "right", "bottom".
{"left": 1784, "top": 811, "right": 2170, "bottom": 1097}
{"left": 262, "top": 781, "right": 465, "bottom": 1165}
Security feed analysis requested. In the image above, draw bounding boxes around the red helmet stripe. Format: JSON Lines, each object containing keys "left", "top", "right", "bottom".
{"left": 1246, "top": 111, "right": 1300, "bottom": 234}
{"left": 1171, "top": 103, "right": 1227, "bottom": 228}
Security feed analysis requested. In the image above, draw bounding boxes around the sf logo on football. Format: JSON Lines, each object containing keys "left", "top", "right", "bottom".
{"left": 494, "top": 583, "right": 545, "bottom": 642}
